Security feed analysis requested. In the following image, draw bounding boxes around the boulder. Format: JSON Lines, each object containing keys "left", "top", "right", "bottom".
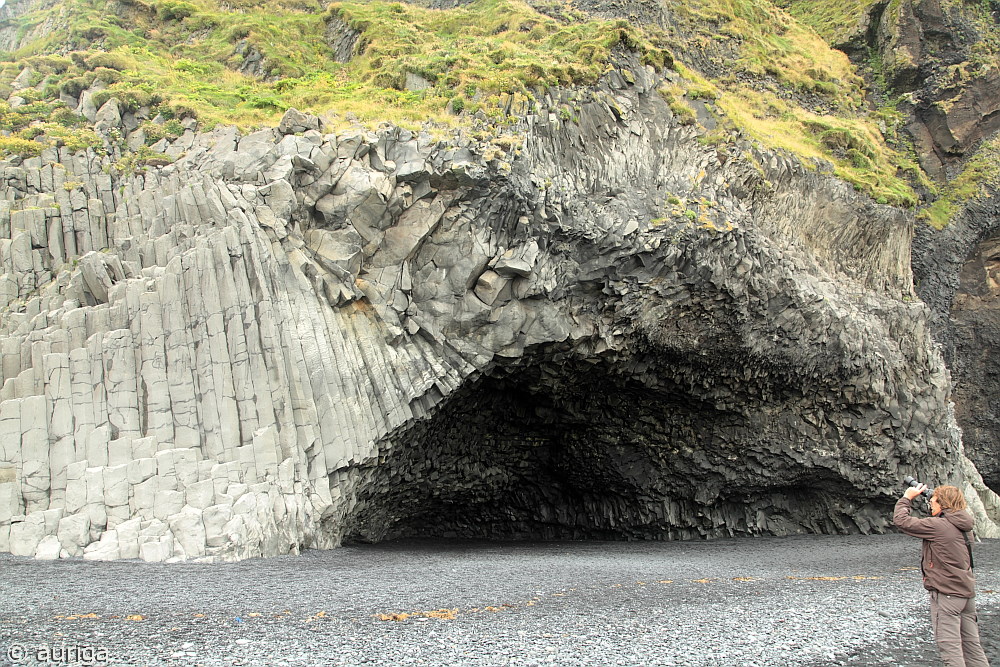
{"left": 8, "top": 514, "right": 45, "bottom": 557}
{"left": 34, "top": 534, "right": 61, "bottom": 560}
{"left": 57, "top": 512, "right": 91, "bottom": 554}
{"left": 167, "top": 506, "right": 206, "bottom": 558}
{"left": 0, "top": 481, "right": 22, "bottom": 523}
{"left": 278, "top": 108, "right": 321, "bottom": 135}
{"left": 83, "top": 530, "right": 120, "bottom": 561}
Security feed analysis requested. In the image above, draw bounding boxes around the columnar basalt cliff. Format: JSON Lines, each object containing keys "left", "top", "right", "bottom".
{"left": 837, "top": 0, "right": 1000, "bottom": 493}
{"left": 2, "top": 47, "right": 998, "bottom": 561}
{"left": 4, "top": 0, "right": 1000, "bottom": 561}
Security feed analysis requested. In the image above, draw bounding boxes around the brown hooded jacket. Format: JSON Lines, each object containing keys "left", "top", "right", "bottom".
{"left": 893, "top": 497, "right": 976, "bottom": 598}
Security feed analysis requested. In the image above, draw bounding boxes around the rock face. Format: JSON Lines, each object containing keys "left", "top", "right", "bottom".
{"left": 951, "top": 232, "right": 1000, "bottom": 488}
{"left": 1, "top": 55, "right": 998, "bottom": 561}
{"left": 816, "top": 0, "right": 1000, "bottom": 500}
{"left": 914, "top": 201, "right": 1000, "bottom": 490}
{"left": 831, "top": 0, "right": 1000, "bottom": 181}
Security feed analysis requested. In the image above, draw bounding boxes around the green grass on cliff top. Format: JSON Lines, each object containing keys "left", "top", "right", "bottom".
{"left": 0, "top": 0, "right": 918, "bottom": 205}
{"left": 779, "top": 0, "right": 882, "bottom": 46}
{"left": 0, "top": 0, "right": 671, "bottom": 127}
{"left": 663, "top": 0, "right": 916, "bottom": 205}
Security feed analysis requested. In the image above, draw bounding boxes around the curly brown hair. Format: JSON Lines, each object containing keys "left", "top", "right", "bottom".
{"left": 933, "top": 485, "right": 968, "bottom": 512}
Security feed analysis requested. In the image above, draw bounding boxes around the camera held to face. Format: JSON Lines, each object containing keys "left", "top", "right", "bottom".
{"left": 904, "top": 475, "right": 934, "bottom": 500}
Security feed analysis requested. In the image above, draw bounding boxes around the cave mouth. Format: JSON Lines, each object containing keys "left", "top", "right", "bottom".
{"left": 342, "top": 361, "right": 683, "bottom": 544}
{"left": 338, "top": 349, "right": 878, "bottom": 544}
{"left": 951, "top": 230, "right": 1000, "bottom": 490}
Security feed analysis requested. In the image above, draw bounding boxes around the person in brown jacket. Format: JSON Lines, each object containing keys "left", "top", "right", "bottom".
{"left": 894, "top": 482, "right": 990, "bottom": 667}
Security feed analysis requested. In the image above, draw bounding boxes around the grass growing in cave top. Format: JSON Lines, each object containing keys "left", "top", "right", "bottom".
{"left": 0, "top": 0, "right": 670, "bottom": 130}
{"left": 0, "top": 0, "right": 920, "bottom": 205}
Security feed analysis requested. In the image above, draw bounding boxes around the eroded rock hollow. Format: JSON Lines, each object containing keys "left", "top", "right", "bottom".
{"left": 1, "top": 56, "right": 998, "bottom": 561}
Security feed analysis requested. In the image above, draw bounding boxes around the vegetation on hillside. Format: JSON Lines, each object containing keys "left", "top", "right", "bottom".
{"left": 657, "top": 0, "right": 917, "bottom": 204}
{"left": 786, "top": 0, "right": 1000, "bottom": 225}
{"left": 781, "top": 0, "right": 881, "bottom": 48}
{"left": 328, "top": 0, "right": 671, "bottom": 113}
{"left": 920, "top": 135, "right": 1000, "bottom": 228}
{"left": 0, "top": 0, "right": 672, "bottom": 129}
{"left": 0, "top": 0, "right": 991, "bottom": 210}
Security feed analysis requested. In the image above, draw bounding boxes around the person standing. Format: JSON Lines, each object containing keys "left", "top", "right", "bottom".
{"left": 894, "top": 482, "right": 990, "bottom": 667}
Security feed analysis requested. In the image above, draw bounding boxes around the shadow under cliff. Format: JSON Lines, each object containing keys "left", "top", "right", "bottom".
{"left": 339, "top": 345, "right": 895, "bottom": 544}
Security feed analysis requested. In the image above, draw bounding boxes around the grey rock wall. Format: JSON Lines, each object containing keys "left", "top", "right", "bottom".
{"left": 915, "top": 200, "right": 1000, "bottom": 489}
{"left": 950, "top": 231, "right": 1000, "bottom": 487}
{"left": 2, "top": 56, "right": 998, "bottom": 561}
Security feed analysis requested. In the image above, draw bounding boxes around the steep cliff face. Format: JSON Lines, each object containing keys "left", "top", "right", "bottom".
{"left": 951, "top": 231, "right": 1000, "bottom": 486}
{"left": 2, "top": 45, "right": 997, "bottom": 561}
{"left": 813, "top": 0, "right": 1000, "bottom": 182}
{"left": 913, "top": 196, "right": 1000, "bottom": 489}
{"left": 828, "top": 0, "right": 1000, "bottom": 492}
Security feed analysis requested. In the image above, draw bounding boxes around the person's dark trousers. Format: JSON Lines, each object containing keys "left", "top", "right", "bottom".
{"left": 930, "top": 590, "right": 991, "bottom": 666}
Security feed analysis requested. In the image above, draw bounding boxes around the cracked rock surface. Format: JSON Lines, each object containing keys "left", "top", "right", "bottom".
{"left": 1, "top": 53, "right": 999, "bottom": 561}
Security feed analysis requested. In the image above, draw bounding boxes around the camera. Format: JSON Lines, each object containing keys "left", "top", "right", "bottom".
{"left": 904, "top": 475, "right": 934, "bottom": 499}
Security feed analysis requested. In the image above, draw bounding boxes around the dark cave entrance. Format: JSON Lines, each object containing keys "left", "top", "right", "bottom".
{"left": 338, "top": 351, "right": 875, "bottom": 544}
{"left": 342, "top": 362, "right": 689, "bottom": 543}
{"left": 951, "top": 229, "right": 1000, "bottom": 490}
